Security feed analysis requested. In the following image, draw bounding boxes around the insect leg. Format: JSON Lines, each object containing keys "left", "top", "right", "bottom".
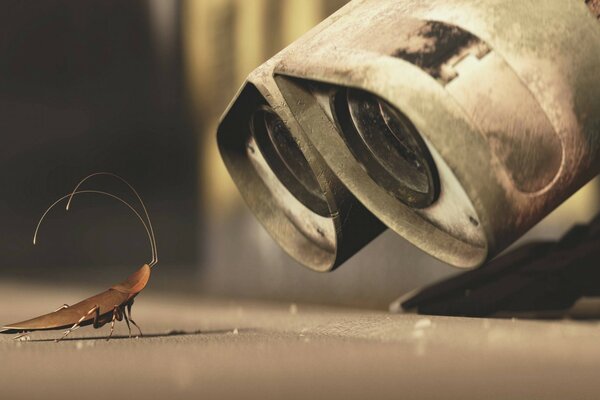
{"left": 91, "top": 306, "right": 103, "bottom": 329}
{"left": 53, "top": 304, "right": 70, "bottom": 312}
{"left": 115, "top": 307, "right": 124, "bottom": 322}
{"left": 122, "top": 307, "right": 132, "bottom": 338}
{"left": 56, "top": 305, "right": 99, "bottom": 343}
{"left": 12, "top": 332, "right": 31, "bottom": 341}
{"left": 107, "top": 306, "right": 119, "bottom": 342}
{"left": 126, "top": 300, "right": 143, "bottom": 337}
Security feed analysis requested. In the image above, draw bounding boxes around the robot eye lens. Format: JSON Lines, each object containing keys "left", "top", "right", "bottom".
{"left": 334, "top": 89, "right": 439, "bottom": 209}
{"left": 250, "top": 107, "right": 329, "bottom": 215}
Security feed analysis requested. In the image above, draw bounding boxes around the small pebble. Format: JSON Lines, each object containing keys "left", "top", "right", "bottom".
{"left": 232, "top": 328, "right": 239, "bottom": 335}
{"left": 289, "top": 304, "right": 298, "bottom": 315}
{"left": 414, "top": 318, "right": 432, "bottom": 330}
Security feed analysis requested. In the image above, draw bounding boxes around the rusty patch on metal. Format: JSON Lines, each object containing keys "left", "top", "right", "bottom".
{"left": 446, "top": 53, "right": 563, "bottom": 194}
{"left": 393, "top": 21, "right": 491, "bottom": 84}
{"left": 587, "top": 0, "right": 600, "bottom": 19}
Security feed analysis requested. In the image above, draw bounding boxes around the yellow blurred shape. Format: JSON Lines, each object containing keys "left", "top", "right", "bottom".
{"left": 522, "top": 176, "right": 600, "bottom": 241}
{"left": 282, "top": 0, "right": 323, "bottom": 45}
{"left": 184, "top": 0, "right": 329, "bottom": 218}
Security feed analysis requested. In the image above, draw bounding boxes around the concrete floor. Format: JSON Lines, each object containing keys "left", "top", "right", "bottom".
{"left": 1, "top": 281, "right": 600, "bottom": 400}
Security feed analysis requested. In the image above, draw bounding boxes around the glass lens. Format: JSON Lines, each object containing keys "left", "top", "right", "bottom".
{"left": 335, "top": 89, "right": 439, "bottom": 208}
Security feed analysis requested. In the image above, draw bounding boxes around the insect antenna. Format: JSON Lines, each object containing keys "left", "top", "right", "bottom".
{"left": 66, "top": 173, "right": 158, "bottom": 267}
{"left": 33, "top": 190, "right": 156, "bottom": 266}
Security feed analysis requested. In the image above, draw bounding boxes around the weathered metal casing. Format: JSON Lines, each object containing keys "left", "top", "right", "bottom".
{"left": 274, "top": 0, "right": 600, "bottom": 268}
{"left": 217, "top": 56, "right": 385, "bottom": 272}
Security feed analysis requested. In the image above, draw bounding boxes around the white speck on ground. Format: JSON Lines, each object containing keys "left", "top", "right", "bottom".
{"left": 412, "top": 329, "right": 425, "bottom": 339}
{"left": 414, "top": 318, "right": 433, "bottom": 330}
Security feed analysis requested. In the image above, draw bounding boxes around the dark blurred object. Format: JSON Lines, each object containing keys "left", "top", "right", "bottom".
{"left": 394, "top": 214, "right": 600, "bottom": 318}
{"left": 0, "top": 1, "right": 196, "bottom": 282}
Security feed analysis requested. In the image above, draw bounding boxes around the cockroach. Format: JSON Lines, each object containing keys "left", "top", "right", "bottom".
{"left": 0, "top": 173, "right": 158, "bottom": 342}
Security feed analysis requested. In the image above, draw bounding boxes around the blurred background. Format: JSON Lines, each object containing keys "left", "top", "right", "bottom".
{"left": 0, "top": 0, "right": 598, "bottom": 309}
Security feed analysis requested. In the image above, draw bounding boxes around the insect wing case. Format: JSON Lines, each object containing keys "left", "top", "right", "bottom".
{"left": 1, "top": 265, "right": 150, "bottom": 333}
{"left": 217, "top": 52, "right": 384, "bottom": 272}
{"left": 274, "top": 0, "right": 600, "bottom": 268}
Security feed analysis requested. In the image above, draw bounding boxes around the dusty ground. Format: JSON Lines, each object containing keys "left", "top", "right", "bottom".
{"left": 1, "top": 281, "right": 600, "bottom": 400}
